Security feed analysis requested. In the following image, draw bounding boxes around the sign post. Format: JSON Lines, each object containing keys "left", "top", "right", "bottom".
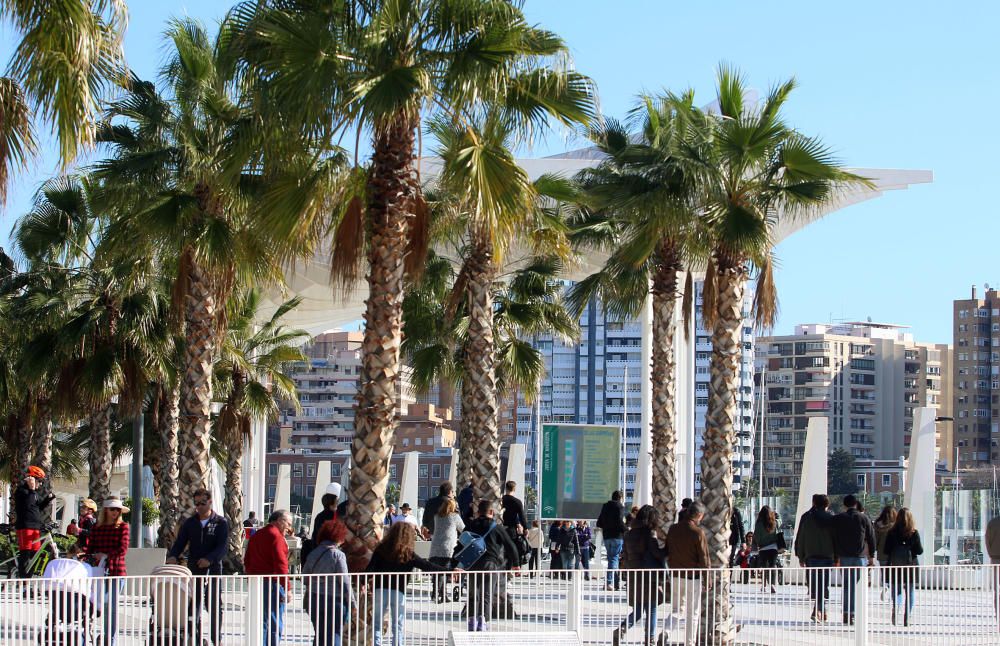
{"left": 540, "top": 423, "right": 622, "bottom": 520}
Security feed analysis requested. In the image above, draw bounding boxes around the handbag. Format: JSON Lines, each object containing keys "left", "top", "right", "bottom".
{"left": 776, "top": 532, "right": 787, "bottom": 553}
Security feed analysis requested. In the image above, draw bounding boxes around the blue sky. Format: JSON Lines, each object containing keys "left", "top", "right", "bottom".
{"left": 3, "top": 1, "right": 995, "bottom": 344}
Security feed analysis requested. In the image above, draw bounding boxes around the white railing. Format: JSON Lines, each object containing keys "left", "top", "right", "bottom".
{"left": 1, "top": 564, "right": 998, "bottom": 645}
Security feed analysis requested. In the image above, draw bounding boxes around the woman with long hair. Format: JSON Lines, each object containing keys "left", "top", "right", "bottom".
{"left": 429, "top": 498, "right": 464, "bottom": 602}
{"left": 84, "top": 498, "right": 130, "bottom": 646}
{"left": 874, "top": 505, "right": 898, "bottom": 600}
{"left": 612, "top": 505, "right": 666, "bottom": 646}
{"left": 753, "top": 506, "right": 781, "bottom": 594}
{"left": 883, "top": 507, "right": 923, "bottom": 626}
{"left": 366, "top": 521, "right": 452, "bottom": 645}
{"left": 303, "top": 519, "right": 354, "bottom": 646}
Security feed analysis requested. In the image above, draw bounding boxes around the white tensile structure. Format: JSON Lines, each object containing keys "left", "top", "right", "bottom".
{"left": 245, "top": 151, "right": 931, "bottom": 517}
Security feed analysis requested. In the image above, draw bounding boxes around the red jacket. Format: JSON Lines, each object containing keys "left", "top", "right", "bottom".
{"left": 244, "top": 524, "right": 289, "bottom": 588}
{"left": 85, "top": 522, "right": 130, "bottom": 576}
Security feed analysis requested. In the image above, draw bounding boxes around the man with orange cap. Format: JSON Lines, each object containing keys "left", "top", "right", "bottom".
{"left": 13, "top": 466, "right": 55, "bottom": 578}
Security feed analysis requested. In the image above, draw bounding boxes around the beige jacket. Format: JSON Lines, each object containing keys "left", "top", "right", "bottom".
{"left": 986, "top": 516, "right": 1000, "bottom": 563}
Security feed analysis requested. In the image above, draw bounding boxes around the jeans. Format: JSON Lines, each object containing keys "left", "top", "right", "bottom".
{"left": 889, "top": 567, "right": 916, "bottom": 618}
{"left": 805, "top": 557, "right": 834, "bottom": 614}
{"left": 262, "top": 582, "right": 286, "bottom": 646}
{"left": 621, "top": 601, "right": 658, "bottom": 641}
{"left": 604, "top": 538, "right": 623, "bottom": 587}
{"left": 839, "top": 557, "right": 867, "bottom": 616}
{"left": 373, "top": 587, "right": 406, "bottom": 646}
{"left": 528, "top": 548, "right": 539, "bottom": 572}
{"left": 577, "top": 546, "right": 591, "bottom": 575}
{"left": 194, "top": 574, "right": 222, "bottom": 645}
{"left": 308, "top": 597, "right": 347, "bottom": 646}
{"left": 467, "top": 571, "right": 495, "bottom": 630}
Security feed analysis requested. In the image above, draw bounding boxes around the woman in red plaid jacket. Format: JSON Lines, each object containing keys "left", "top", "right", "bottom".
{"left": 85, "top": 498, "right": 130, "bottom": 646}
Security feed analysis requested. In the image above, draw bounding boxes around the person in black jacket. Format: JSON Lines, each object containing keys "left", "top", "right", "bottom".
{"left": 166, "top": 489, "right": 230, "bottom": 645}
{"left": 883, "top": 507, "right": 923, "bottom": 627}
{"left": 612, "top": 505, "right": 666, "bottom": 646}
{"left": 462, "top": 500, "right": 520, "bottom": 632}
{"left": 597, "top": 490, "right": 627, "bottom": 591}
{"left": 832, "top": 494, "right": 876, "bottom": 625}
{"left": 500, "top": 481, "right": 526, "bottom": 531}
{"left": 13, "top": 466, "right": 55, "bottom": 578}
{"left": 729, "top": 507, "right": 746, "bottom": 567}
{"left": 312, "top": 483, "right": 342, "bottom": 540}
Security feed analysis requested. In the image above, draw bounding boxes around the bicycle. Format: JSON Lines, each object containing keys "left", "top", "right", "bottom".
{"left": 0, "top": 519, "right": 66, "bottom": 579}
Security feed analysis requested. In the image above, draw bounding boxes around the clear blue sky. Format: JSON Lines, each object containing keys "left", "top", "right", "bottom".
{"left": 4, "top": 1, "right": 995, "bottom": 344}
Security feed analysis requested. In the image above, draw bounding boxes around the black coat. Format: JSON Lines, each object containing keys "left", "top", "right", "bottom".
{"left": 597, "top": 500, "right": 627, "bottom": 540}
{"left": 466, "top": 516, "right": 520, "bottom": 570}
{"left": 13, "top": 484, "right": 54, "bottom": 530}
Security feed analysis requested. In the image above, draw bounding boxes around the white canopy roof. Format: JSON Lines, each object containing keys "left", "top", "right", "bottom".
{"left": 269, "top": 152, "right": 932, "bottom": 334}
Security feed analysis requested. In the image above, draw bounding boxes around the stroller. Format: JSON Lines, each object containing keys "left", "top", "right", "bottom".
{"left": 147, "top": 565, "right": 205, "bottom": 646}
{"left": 38, "top": 558, "right": 99, "bottom": 645}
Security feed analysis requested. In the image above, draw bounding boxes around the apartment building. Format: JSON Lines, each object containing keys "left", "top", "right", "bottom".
{"left": 280, "top": 330, "right": 415, "bottom": 453}
{"left": 755, "top": 322, "right": 951, "bottom": 493}
{"left": 509, "top": 279, "right": 756, "bottom": 501}
{"left": 952, "top": 285, "right": 1000, "bottom": 469}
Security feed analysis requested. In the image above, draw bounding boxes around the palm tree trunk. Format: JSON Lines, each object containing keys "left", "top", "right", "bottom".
{"left": 649, "top": 252, "right": 680, "bottom": 536}
{"left": 461, "top": 243, "right": 501, "bottom": 504}
{"left": 178, "top": 255, "right": 218, "bottom": 509}
{"left": 88, "top": 403, "right": 113, "bottom": 503}
{"left": 343, "top": 115, "right": 419, "bottom": 571}
{"left": 157, "top": 382, "right": 182, "bottom": 549}
{"left": 31, "top": 401, "right": 53, "bottom": 476}
{"left": 223, "top": 429, "right": 245, "bottom": 572}
{"left": 457, "top": 373, "right": 475, "bottom": 489}
{"left": 698, "top": 260, "right": 747, "bottom": 645}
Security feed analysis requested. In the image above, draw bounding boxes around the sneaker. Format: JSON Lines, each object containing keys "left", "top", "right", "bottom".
{"left": 605, "top": 584, "right": 614, "bottom": 592}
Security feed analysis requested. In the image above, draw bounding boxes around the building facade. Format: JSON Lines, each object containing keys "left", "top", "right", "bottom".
{"left": 952, "top": 285, "right": 1000, "bottom": 469}
{"left": 755, "top": 322, "right": 952, "bottom": 494}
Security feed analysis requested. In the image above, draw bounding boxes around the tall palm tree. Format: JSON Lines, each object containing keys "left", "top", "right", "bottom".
{"left": 404, "top": 251, "right": 577, "bottom": 500}
{"left": 0, "top": 0, "right": 127, "bottom": 205}
{"left": 690, "top": 67, "right": 869, "bottom": 644}
{"left": 567, "top": 95, "right": 705, "bottom": 535}
{"left": 94, "top": 18, "right": 310, "bottom": 509}
{"left": 11, "top": 175, "right": 167, "bottom": 503}
{"left": 213, "top": 289, "right": 308, "bottom": 569}
{"left": 230, "top": 0, "right": 595, "bottom": 564}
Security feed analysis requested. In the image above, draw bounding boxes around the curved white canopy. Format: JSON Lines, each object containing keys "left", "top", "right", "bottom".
{"left": 269, "top": 152, "right": 931, "bottom": 334}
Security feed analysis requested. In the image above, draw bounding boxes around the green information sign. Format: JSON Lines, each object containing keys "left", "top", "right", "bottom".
{"left": 540, "top": 423, "right": 621, "bottom": 520}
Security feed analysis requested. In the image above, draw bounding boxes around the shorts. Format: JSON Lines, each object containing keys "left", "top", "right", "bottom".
{"left": 17, "top": 528, "right": 41, "bottom": 551}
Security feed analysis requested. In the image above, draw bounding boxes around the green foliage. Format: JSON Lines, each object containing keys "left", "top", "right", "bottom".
{"left": 123, "top": 496, "right": 160, "bottom": 524}
{"left": 828, "top": 448, "right": 858, "bottom": 495}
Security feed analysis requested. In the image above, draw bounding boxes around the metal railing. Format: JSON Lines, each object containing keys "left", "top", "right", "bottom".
{"left": 1, "top": 563, "right": 998, "bottom": 644}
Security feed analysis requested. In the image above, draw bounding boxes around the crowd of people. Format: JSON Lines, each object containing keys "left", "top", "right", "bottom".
{"left": 13, "top": 463, "right": 1000, "bottom": 645}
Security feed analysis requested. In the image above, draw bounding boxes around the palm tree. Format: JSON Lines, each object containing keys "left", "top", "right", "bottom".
{"left": 404, "top": 252, "right": 577, "bottom": 500}
{"left": 691, "top": 67, "right": 869, "bottom": 644}
{"left": 10, "top": 175, "right": 167, "bottom": 503}
{"left": 93, "top": 18, "right": 312, "bottom": 509}
{"left": 230, "top": 0, "right": 595, "bottom": 564}
{"left": 213, "top": 289, "right": 308, "bottom": 569}
{"left": 0, "top": 0, "right": 126, "bottom": 205}
{"left": 567, "top": 95, "right": 705, "bottom": 535}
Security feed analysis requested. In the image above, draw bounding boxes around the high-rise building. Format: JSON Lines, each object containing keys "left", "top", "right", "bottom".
{"left": 952, "top": 285, "right": 1000, "bottom": 469}
{"left": 509, "top": 279, "right": 756, "bottom": 502}
{"left": 755, "top": 322, "right": 951, "bottom": 493}
{"left": 281, "top": 331, "right": 415, "bottom": 453}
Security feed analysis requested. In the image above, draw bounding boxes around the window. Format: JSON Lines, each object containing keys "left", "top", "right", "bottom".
{"left": 419, "top": 464, "right": 429, "bottom": 478}
{"left": 856, "top": 474, "right": 866, "bottom": 488}
{"left": 390, "top": 465, "right": 397, "bottom": 480}
{"left": 882, "top": 474, "right": 892, "bottom": 487}
{"left": 307, "top": 463, "right": 316, "bottom": 478}
{"left": 292, "top": 463, "right": 303, "bottom": 476}
{"left": 331, "top": 463, "right": 341, "bottom": 477}
{"left": 267, "top": 484, "right": 276, "bottom": 499}
{"left": 432, "top": 464, "right": 441, "bottom": 479}
{"left": 268, "top": 463, "right": 278, "bottom": 477}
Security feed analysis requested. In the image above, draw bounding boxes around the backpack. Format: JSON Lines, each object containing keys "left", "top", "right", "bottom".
{"left": 454, "top": 521, "right": 497, "bottom": 570}
{"left": 512, "top": 533, "right": 530, "bottom": 565}
{"left": 889, "top": 534, "right": 915, "bottom": 566}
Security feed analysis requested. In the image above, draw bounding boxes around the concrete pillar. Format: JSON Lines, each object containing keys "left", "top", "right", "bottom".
{"left": 904, "top": 407, "right": 936, "bottom": 566}
{"left": 448, "top": 448, "right": 459, "bottom": 489}
{"left": 243, "top": 418, "right": 268, "bottom": 520}
{"left": 311, "top": 460, "right": 332, "bottom": 522}
{"left": 399, "top": 452, "right": 419, "bottom": 510}
{"left": 793, "top": 417, "right": 828, "bottom": 539}
{"left": 275, "top": 463, "right": 291, "bottom": 512}
{"left": 505, "top": 443, "right": 526, "bottom": 499}
{"left": 634, "top": 290, "right": 653, "bottom": 507}
{"left": 674, "top": 271, "right": 697, "bottom": 503}
{"left": 59, "top": 494, "right": 77, "bottom": 533}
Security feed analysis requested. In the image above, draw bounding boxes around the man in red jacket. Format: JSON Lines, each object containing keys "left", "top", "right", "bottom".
{"left": 245, "top": 510, "right": 292, "bottom": 646}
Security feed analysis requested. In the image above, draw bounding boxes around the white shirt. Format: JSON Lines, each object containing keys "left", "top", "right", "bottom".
{"left": 392, "top": 513, "right": 418, "bottom": 527}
